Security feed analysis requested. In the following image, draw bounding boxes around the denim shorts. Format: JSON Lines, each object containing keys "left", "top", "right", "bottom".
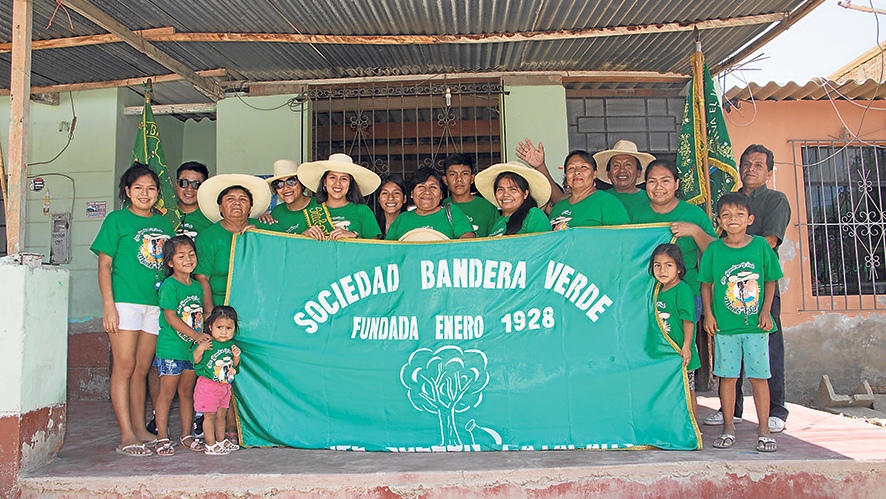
{"left": 157, "top": 358, "right": 194, "bottom": 376}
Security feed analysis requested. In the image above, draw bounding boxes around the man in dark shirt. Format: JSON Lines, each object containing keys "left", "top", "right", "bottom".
{"left": 704, "top": 144, "right": 791, "bottom": 432}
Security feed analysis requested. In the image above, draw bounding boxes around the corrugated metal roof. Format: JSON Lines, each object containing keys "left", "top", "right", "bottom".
{"left": 724, "top": 79, "right": 886, "bottom": 102}
{"left": 1, "top": 0, "right": 808, "bottom": 109}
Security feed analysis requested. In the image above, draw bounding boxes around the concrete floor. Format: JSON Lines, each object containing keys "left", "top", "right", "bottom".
{"left": 15, "top": 394, "right": 886, "bottom": 498}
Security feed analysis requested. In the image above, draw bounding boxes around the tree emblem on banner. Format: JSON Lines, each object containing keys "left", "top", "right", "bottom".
{"left": 401, "top": 346, "right": 490, "bottom": 447}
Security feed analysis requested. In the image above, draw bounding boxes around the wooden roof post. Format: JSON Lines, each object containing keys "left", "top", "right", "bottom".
{"left": 7, "top": 0, "right": 32, "bottom": 255}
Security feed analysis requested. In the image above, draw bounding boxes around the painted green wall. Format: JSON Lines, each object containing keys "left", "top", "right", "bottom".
{"left": 0, "top": 263, "right": 69, "bottom": 412}
{"left": 502, "top": 85, "right": 569, "bottom": 185}
{"left": 183, "top": 119, "right": 217, "bottom": 175}
{"left": 216, "top": 94, "right": 310, "bottom": 175}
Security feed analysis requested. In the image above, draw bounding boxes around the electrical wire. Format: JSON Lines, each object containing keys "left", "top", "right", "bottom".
{"left": 234, "top": 92, "right": 308, "bottom": 113}
{"left": 28, "top": 92, "right": 76, "bottom": 167}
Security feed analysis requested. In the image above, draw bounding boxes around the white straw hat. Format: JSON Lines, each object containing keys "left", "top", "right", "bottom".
{"left": 197, "top": 174, "right": 272, "bottom": 223}
{"left": 474, "top": 160, "right": 552, "bottom": 209}
{"left": 297, "top": 153, "right": 381, "bottom": 196}
{"left": 399, "top": 228, "right": 450, "bottom": 241}
{"left": 267, "top": 159, "right": 300, "bottom": 184}
{"left": 593, "top": 140, "right": 656, "bottom": 185}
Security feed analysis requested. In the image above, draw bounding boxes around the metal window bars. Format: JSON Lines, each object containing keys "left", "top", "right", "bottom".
{"left": 793, "top": 138, "right": 886, "bottom": 311}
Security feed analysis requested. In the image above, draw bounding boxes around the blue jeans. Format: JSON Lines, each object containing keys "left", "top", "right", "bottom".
{"left": 733, "top": 294, "right": 788, "bottom": 421}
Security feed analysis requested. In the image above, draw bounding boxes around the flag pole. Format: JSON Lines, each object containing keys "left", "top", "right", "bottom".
{"left": 694, "top": 29, "right": 713, "bottom": 220}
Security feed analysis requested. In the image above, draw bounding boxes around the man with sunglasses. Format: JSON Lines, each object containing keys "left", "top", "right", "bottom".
{"left": 174, "top": 162, "right": 213, "bottom": 239}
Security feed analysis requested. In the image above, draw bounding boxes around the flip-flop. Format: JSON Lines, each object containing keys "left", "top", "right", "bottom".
{"left": 756, "top": 436, "right": 777, "bottom": 452}
{"left": 180, "top": 435, "right": 204, "bottom": 451}
{"left": 713, "top": 433, "right": 735, "bottom": 449}
{"left": 154, "top": 438, "right": 175, "bottom": 457}
{"left": 225, "top": 432, "right": 239, "bottom": 446}
{"left": 116, "top": 443, "right": 152, "bottom": 457}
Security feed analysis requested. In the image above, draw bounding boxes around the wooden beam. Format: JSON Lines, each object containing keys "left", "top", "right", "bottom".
{"left": 124, "top": 103, "right": 217, "bottom": 116}
{"left": 0, "top": 69, "right": 227, "bottom": 97}
{"left": 60, "top": 0, "right": 219, "bottom": 100}
{"left": 155, "top": 13, "right": 785, "bottom": 44}
{"left": 0, "top": 11, "right": 786, "bottom": 55}
{"left": 565, "top": 88, "right": 683, "bottom": 98}
{"left": 712, "top": 0, "right": 827, "bottom": 75}
{"left": 7, "top": 0, "right": 32, "bottom": 255}
{"left": 0, "top": 27, "right": 175, "bottom": 54}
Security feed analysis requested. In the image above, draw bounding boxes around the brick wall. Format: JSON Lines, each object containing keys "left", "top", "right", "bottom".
{"left": 566, "top": 97, "right": 684, "bottom": 155}
{"left": 67, "top": 319, "right": 110, "bottom": 401}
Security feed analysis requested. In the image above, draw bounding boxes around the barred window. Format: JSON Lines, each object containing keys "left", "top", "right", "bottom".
{"left": 802, "top": 142, "right": 886, "bottom": 302}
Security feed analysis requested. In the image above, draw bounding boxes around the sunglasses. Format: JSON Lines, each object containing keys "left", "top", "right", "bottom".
{"left": 177, "top": 179, "right": 202, "bottom": 189}
{"left": 272, "top": 177, "right": 299, "bottom": 190}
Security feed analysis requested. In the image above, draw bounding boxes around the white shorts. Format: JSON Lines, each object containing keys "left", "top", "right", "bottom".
{"left": 115, "top": 303, "right": 161, "bottom": 335}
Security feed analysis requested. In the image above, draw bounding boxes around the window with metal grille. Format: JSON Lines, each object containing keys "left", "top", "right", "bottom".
{"left": 309, "top": 78, "right": 504, "bottom": 178}
{"left": 799, "top": 140, "right": 886, "bottom": 308}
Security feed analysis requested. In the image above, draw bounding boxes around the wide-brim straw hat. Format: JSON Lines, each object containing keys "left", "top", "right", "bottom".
{"left": 267, "top": 159, "right": 300, "bottom": 184}
{"left": 593, "top": 140, "right": 656, "bottom": 185}
{"left": 474, "top": 160, "right": 552, "bottom": 209}
{"left": 197, "top": 174, "right": 272, "bottom": 223}
{"left": 297, "top": 153, "right": 381, "bottom": 196}
{"left": 399, "top": 228, "right": 450, "bottom": 242}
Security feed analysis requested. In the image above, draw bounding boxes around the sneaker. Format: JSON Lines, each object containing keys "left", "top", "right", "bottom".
{"left": 769, "top": 417, "right": 786, "bottom": 433}
{"left": 146, "top": 413, "right": 158, "bottom": 435}
{"left": 193, "top": 414, "right": 205, "bottom": 439}
{"left": 702, "top": 411, "right": 742, "bottom": 425}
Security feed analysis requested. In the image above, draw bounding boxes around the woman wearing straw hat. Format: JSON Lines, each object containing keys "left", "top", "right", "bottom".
{"left": 475, "top": 161, "right": 552, "bottom": 236}
{"left": 593, "top": 140, "right": 656, "bottom": 213}
{"left": 259, "top": 159, "right": 316, "bottom": 234}
{"left": 297, "top": 153, "right": 383, "bottom": 241}
{"left": 193, "top": 174, "right": 272, "bottom": 309}
{"left": 385, "top": 167, "right": 476, "bottom": 241}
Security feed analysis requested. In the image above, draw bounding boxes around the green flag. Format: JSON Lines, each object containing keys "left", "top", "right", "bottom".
{"left": 676, "top": 52, "right": 739, "bottom": 222}
{"left": 227, "top": 227, "right": 701, "bottom": 452}
{"left": 132, "top": 84, "right": 181, "bottom": 229}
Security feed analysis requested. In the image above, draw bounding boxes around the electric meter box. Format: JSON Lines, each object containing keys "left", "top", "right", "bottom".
{"left": 50, "top": 212, "right": 71, "bottom": 265}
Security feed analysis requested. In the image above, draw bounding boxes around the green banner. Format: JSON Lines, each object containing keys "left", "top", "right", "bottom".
{"left": 132, "top": 86, "right": 181, "bottom": 230}
{"left": 228, "top": 227, "right": 701, "bottom": 451}
{"left": 676, "top": 53, "right": 740, "bottom": 222}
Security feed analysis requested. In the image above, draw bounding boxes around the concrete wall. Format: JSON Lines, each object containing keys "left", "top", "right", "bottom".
{"left": 501, "top": 80, "right": 569, "bottom": 176}
{"left": 0, "top": 261, "right": 69, "bottom": 495}
{"left": 725, "top": 99, "right": 886, "bottom": 404}
{"left": 216, "top": 94, "right": 310, "bottom": 175}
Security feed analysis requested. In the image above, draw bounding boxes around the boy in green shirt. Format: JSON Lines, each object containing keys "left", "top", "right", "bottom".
{"left": 700, "top": 193, "right": 783, "bottom": 453}
{"left": 441, "top": 153, "right": 499, "bottom": 237}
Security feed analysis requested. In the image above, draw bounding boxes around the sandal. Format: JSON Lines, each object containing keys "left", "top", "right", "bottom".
{"left": 115, "top": 443, "right": 152, "bottom": 457}
{"left": 225, "top": 432, "right": 239, "bottom": 446}
{"left": 756, "top": 436, "right": 777, "bottom": 453}
{"left": 154, "top": 438, "right": 175, "bottom": 457}
{"left": 180, "top": 435, "right": 204, "bottom": 452}
{"left": 713, "top": 433, "right": 735, "bottom": 449}
{"left": 204, "top": 442, "right": 230, "bottom": 455}
{"left": 221, "top": 438, "right": 240, "bottom": 452}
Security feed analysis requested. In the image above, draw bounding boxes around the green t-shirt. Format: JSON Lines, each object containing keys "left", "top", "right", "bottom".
{"left": 608, "top": 189, "right": 648, "bottom": 213}
{"left": 655, "top": 280, "right": 700, "bottom": 371}
{"left": 327, "top": 203, "right": 382, "bottom": 239}
{"left": 548, "top": 190, "right": 630, "bottom": 229}
{"left": 157, "top": 276, "right": 204, "bottom": 361}
{"left": 442, "top": 196, "right": 499, "bottom": 237}
{"left": 266, "top": 198, "right": 317, "bottom": 234}
{"left": 90, "top": 209, "right": 174, "bottom": 306}
{"left": 193, "top": 340, "right": 238, "bottom": 384}
{"left": 489, "top": 207, "right": 551, "bottom": 237}
{"left": 176, "top": 208, "right": 213, "bottom": 240}
{"left": 698, "top": 236, "right": 784, "bottom": 335}
{"left": 628, "top": 199, "right": 717, "bottom": 297}
{"left": 194, "top": 219, "right": 264, "bottom": 306}
{"left": 385, "top": 204, "right": 474, "bottom": 240}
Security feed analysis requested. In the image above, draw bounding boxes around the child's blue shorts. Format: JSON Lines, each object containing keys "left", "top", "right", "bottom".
{"left": 157, "top": 358, "right": 195, "bottom": 376}
{"left": 713, "top": 333, "right": 771, "bottom": 379}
